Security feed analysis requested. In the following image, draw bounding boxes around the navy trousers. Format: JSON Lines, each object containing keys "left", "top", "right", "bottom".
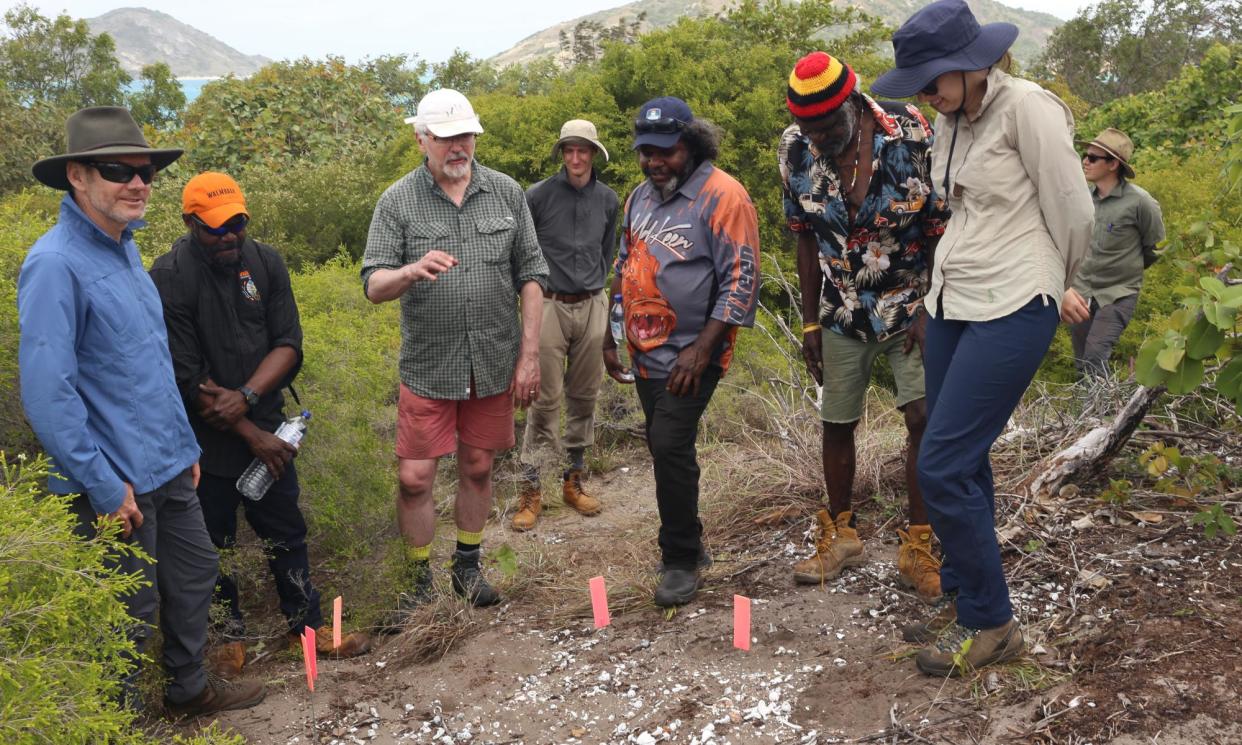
{"left": 198, "top": 461, "right": 323, "bottom": 635}
{"left": 918, "top": 296, "right": 1059, "bottom": 629}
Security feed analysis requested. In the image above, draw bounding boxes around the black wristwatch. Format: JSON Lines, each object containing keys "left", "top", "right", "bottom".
{"left": 238, "top": 386, "right": 260, "bottom": 409}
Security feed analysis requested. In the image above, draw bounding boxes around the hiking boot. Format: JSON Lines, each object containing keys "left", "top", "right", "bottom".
{"left": 511, "top": 481, "right": 542, "bottom": 531}
{"left": 656, "top": 546, "right": 713, "bottom": 574}
{"left": 287, "top": 625, "right": 372, "bottom": 659}
{"left": 653, "top": 567, "right": 702, "bottom": 607}
{"left": 451, "top": 548, "right": 501, "bottom": 607}
{"left": 897, "top": 525, "right": 943, "bottom": 603}
{"left": 902, "top": 595, "right": 957, "bottom": 643}
{"left": 915, "top": 617, "right": 1024, "bottom": 677}
{"left": 164, "top": 677, "right": 265, "bottom": 720}
{"left": 792, "top": 509, "right": 865, "bottom": 585}
{"left": 379, "top": 561, "right": 434, "bottom": 634}
{"left": 206, "top": 641, "right": 245, "bottom": 680}
{"left": 562, "top": 469, "right": 602, "bottom": 516}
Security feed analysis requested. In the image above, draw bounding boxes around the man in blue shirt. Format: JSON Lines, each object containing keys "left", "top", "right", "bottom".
{"left": 19, "top": 107, "right": 265, "bottom": 718}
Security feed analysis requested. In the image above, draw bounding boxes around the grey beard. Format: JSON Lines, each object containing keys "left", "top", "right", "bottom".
{"left": 656, "top": 175, "right": 681, "bottom": 200}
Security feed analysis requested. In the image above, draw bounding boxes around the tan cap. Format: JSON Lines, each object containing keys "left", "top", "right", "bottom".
{"left": 552, "top": 119, "right": 608, "bottom": 162}
{"left": 1077, "top": 127, "right": 1135, "bottom": 179}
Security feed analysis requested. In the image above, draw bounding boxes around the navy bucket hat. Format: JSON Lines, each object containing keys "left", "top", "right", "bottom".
{"left": 871, "top": 0, "right": 1018, "bottom": 99}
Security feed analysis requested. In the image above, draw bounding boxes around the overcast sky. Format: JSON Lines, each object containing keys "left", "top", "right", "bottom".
{"left": 7, "top": 0, "right": 1095, "bottom": 65}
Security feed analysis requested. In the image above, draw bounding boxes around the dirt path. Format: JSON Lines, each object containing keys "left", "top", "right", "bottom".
{"left": 200, "top": 456, "right": 1242, "bottom": 745}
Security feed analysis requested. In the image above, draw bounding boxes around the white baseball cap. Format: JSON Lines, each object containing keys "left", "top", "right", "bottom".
{"left": 406, "top": 88, "right": 484, "bottom": 138}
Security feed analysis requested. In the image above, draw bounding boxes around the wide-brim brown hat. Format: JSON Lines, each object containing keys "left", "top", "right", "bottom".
{"left": 1076, "top": 127, "right": 1135, "bottom": 179}
{"left": 32, "top": 106, "right": 183, "bottom": 190}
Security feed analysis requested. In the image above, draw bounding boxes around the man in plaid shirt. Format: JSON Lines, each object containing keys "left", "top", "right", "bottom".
{"left": 362, "top": 89, "right": 548, "bottom": 625}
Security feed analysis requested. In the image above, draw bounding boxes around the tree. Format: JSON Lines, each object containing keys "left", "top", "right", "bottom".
{"left": 126, "top": 62, "right": 186, "bottom": 129}
{"left": 430, "top": 49, "right": 498, "bottom": 93}
{"left": 0, "top": 4, "right": 129, "bottom": 109}
{"left": 1036, "top": 0, "right": 1242, "bottom": 105}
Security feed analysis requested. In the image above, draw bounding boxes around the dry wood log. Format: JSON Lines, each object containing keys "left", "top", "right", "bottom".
{"left": 1026, "top": 383, "right": 1165, "bottom": 501}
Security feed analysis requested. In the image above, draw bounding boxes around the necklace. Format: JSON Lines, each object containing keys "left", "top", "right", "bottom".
{"left": 839, "top": 122, "right": 864, "bottom": 204}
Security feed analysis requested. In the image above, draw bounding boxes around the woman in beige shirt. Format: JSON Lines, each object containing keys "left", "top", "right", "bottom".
{"left": 871, "top": 0, "right": 1093, "bottom": 678}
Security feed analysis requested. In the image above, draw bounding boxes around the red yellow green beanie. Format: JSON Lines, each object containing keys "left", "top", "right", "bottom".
{"left": 786, "top": 51, "right": 857, "bottom": 120}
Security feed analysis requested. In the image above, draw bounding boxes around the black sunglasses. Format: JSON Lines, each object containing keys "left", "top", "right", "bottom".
{"left": 1083, "top": 153, "right": 1115, "bottom": 163}
{"left": 635, "top": 117, "right": 686, "bottom": 135}
{"left": 920, "top": 81, "right": 938, "bottom": 96}
{"left": 83, "top": 161, "right": 156, "bottom": 185}
{"left": 192, "top": 214, "right": 249, "bottom": 236}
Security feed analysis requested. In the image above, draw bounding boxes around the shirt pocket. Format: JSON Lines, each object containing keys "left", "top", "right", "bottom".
{"left": 85, "top": 272, "right": 145, "bottom": 342}
{"left": 403, "top": 221, "right": 452, "bottom": 262}
{"left": 475, "top": 216, "right": 516, "bottom": 264}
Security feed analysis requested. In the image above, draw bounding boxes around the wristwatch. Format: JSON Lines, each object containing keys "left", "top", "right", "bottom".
{"left": 238, "top": 386, "right": 260, "bottom": 409}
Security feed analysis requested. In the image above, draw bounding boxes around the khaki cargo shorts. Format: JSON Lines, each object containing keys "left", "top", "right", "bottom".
{"left": 820, "top": 328, "right": 925, "bottom": 423}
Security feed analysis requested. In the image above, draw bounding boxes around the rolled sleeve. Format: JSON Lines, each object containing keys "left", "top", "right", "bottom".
{"left": 18, "top": 252, "right": 126, "bottom": 513}
{"left": 361, "top": 191, "right": 406, "bottom": 294}
{"left": 1014, "top": 90, "right": 1094, "bottom": 287}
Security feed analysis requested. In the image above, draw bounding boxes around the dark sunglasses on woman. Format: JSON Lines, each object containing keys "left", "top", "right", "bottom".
{"left": 82, "top": 160, "right": 157, "bottom": 185}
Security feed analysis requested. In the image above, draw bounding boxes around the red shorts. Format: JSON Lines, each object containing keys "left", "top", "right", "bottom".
{"left": 395, "top": 383, "right": 516, "bottom": 460}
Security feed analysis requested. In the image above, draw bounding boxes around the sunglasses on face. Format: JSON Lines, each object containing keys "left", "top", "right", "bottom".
{"left": 83, "top": 161, "right": 156, "bottom": 184}
{"left": 634, "top": 116, "right": 686, "bottom": 135}
{"left": 920, "top": 81, "right": 939, "bottom": 96}
{"left": 1083, "top": 153, "right": 1115, "bottom": 163}
{"left": 192, "top": 214, "right": 249, "bottom": 236}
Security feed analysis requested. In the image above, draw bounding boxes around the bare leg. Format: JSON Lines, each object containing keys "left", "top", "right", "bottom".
{"left": 454, "top": 441, "right": 496, "bottom": 533}
{"left": 903, "top": 399, "right": 929, "bottom": 525}
{"left": 822, "top": 421, "right": 858, "bottom": 517}
{"left": 397, "top": 457, "right": 438, "bottom": 547}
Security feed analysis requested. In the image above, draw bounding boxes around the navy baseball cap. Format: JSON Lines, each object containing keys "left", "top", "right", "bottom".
{"left": 632, "top": 96, "right": 694, "bottom": 150}
{"left": 871, "top": 0, "right": 1017, "bottom": 98}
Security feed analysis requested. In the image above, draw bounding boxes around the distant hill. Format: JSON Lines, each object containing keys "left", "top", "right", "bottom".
{"left": 86, "top": 7, "right": 270, "bottom": 77}
{"left": 491, "top": 0, "right": 1062, "bottom": 68}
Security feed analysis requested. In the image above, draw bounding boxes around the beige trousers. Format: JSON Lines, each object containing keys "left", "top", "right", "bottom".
{"left": 520, "top": 291, "right": 607, "bottom": 469}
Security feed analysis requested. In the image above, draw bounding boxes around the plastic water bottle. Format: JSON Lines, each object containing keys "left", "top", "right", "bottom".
{"left": 609, "top": 294, "right": 635, "bottom": 382}
{"left": 236, "top": 410, "right": 310, "bottom": 501}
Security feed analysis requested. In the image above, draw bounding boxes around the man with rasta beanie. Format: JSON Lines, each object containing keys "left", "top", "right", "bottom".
{"left": 779, "top": 51, "right": 950, "bottom": 602}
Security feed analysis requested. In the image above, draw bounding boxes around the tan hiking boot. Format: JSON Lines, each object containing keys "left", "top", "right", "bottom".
{"left": 164, "top": 677, "right": 265, "bottom": 720}
{"left": 511, "top": 482, "right": 542, "bottom": 531}
{"left": 915, "top": 617, "right": 1024, "bottom": 677}
{"left": 792, "top": 509, "right": 865, "bottom": 585}
{"left": 897, "top": 525, "right": 943, "bottom": 603}
{"left": 562, "top": 469, "right": 602, "bottom": 516}
{"left": 206, "top": 641, "right": 245, "bottom": 680}
{"left": 901, "top": 596, "right": 957, "bottom": 643}
{"left": 287, "top": 625, "right": 372, "bottom": 659}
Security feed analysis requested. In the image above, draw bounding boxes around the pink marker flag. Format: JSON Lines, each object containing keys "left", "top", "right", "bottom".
{"left": 588, "top": 576, "right": 610, "bottom": 628}
{"left": 733, "top": 595, "right": 751, "bottom": 651}
{"left": 301, "top": 627, "right": 318, "bottom": 691}
{"left": 332, "top": 595, "right": 342, "bottom": 650}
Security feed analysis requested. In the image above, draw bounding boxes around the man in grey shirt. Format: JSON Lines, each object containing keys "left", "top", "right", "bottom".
{"left": 512, "top": 119, "right": 619, "bottom": 531}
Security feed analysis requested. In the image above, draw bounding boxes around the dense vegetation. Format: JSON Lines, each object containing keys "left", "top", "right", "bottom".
{"left": 1, "top": 0, "right": 1238, "bottom": 741}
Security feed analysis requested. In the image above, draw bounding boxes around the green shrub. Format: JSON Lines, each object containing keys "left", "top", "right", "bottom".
{"left": 0, "top": 455, "right": 150, "bottom": 745}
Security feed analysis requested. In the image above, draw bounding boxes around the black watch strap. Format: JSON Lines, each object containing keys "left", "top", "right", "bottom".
{"left": 239, "top": 386, "right": 260, "bottom": 408}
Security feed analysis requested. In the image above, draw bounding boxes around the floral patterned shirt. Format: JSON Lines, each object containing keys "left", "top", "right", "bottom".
{"left": 779, "top": 95, "right": 950, "bottom": 341}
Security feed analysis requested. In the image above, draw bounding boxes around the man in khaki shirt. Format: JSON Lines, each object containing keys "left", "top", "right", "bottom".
{"left": 1065, "top": 128, "right": 1165, "bottom": 377}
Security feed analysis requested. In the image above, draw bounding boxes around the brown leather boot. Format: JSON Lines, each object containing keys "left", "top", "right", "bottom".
{"left": 511, "top": 482, "right": 542, "bottom": 531}
{"left": 206, "top": 641, "right": 245, "bottom": 680}
{"left": 792, "top": 509, "right": 865, "bottom": 584}
{"left": 562, "top": 469, "right": 602, "bottom": 516}
{"left": 164, "top": 677, "right": 265, "bottom": 719}
{"left": 897, "top": 525, "right": 943, "bottom": 604}
{"left": 287, "top": 625, "right": 373, "bottom": 659}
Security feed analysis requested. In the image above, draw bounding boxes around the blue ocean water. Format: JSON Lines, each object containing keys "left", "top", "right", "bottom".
{"left": 123, "top": 77, "right": 212, "bottom": 103}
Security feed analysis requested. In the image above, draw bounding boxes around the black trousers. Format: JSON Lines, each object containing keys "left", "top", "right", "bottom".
{"left": 198, "top": 461, "right": 323, "bottom": 634}
{"left": 635, "top": 366, "right": 721, "bottom": 569}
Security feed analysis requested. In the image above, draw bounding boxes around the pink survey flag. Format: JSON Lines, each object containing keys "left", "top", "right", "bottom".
{"left": 589, "top": 576, "right": 610, "bottom": 628}
{"left": 733, "top": 595, "right": 751, "bottom": 651}
{"left": 301, "top": 627, "right": 318, "bottom": 691}
{"left": 333, "top": 596, "right": 343, "bottom": 650}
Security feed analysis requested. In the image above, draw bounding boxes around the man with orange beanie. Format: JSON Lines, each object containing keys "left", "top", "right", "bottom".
{"left": 150, "top": 172, "right": 371, "bottom": 678}
{"left": 779, "top": 51, "right": 950, "bottom": 602}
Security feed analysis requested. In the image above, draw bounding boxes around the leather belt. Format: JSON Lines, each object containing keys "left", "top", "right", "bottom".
{"left": 543, "top": 289, "right": 596, "bottom": 303}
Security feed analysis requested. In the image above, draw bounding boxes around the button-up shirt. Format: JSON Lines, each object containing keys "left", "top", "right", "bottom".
{"left": 928, "top": 67, "right": 1094, "bottom": 321}
{"left": 1072, "top": 179, "right": 1165, "bottom": 307}
{"left": 361, "top": 161, "right": 548, "bottom": 400}
{"left": 150, "top": 235, "right": 303, "bottom": 477}
{"left": 779, "top": 96, "right": 950, "bottom": 341}
{"left": 616, "top": 160, "right": 761, "bottom": 379}
{"left": 18, "top": 194, "right": 199, "bottom": 513}
{"left": 525, "top": 168, "right": 619, "bottom": 294}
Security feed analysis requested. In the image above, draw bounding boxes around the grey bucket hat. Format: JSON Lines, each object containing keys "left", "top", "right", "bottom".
{"left": 552, "top": 119, "right": 609, "bottom": 162}
{"left": 32, "top": 106, "right": 183, "bottom": 190}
